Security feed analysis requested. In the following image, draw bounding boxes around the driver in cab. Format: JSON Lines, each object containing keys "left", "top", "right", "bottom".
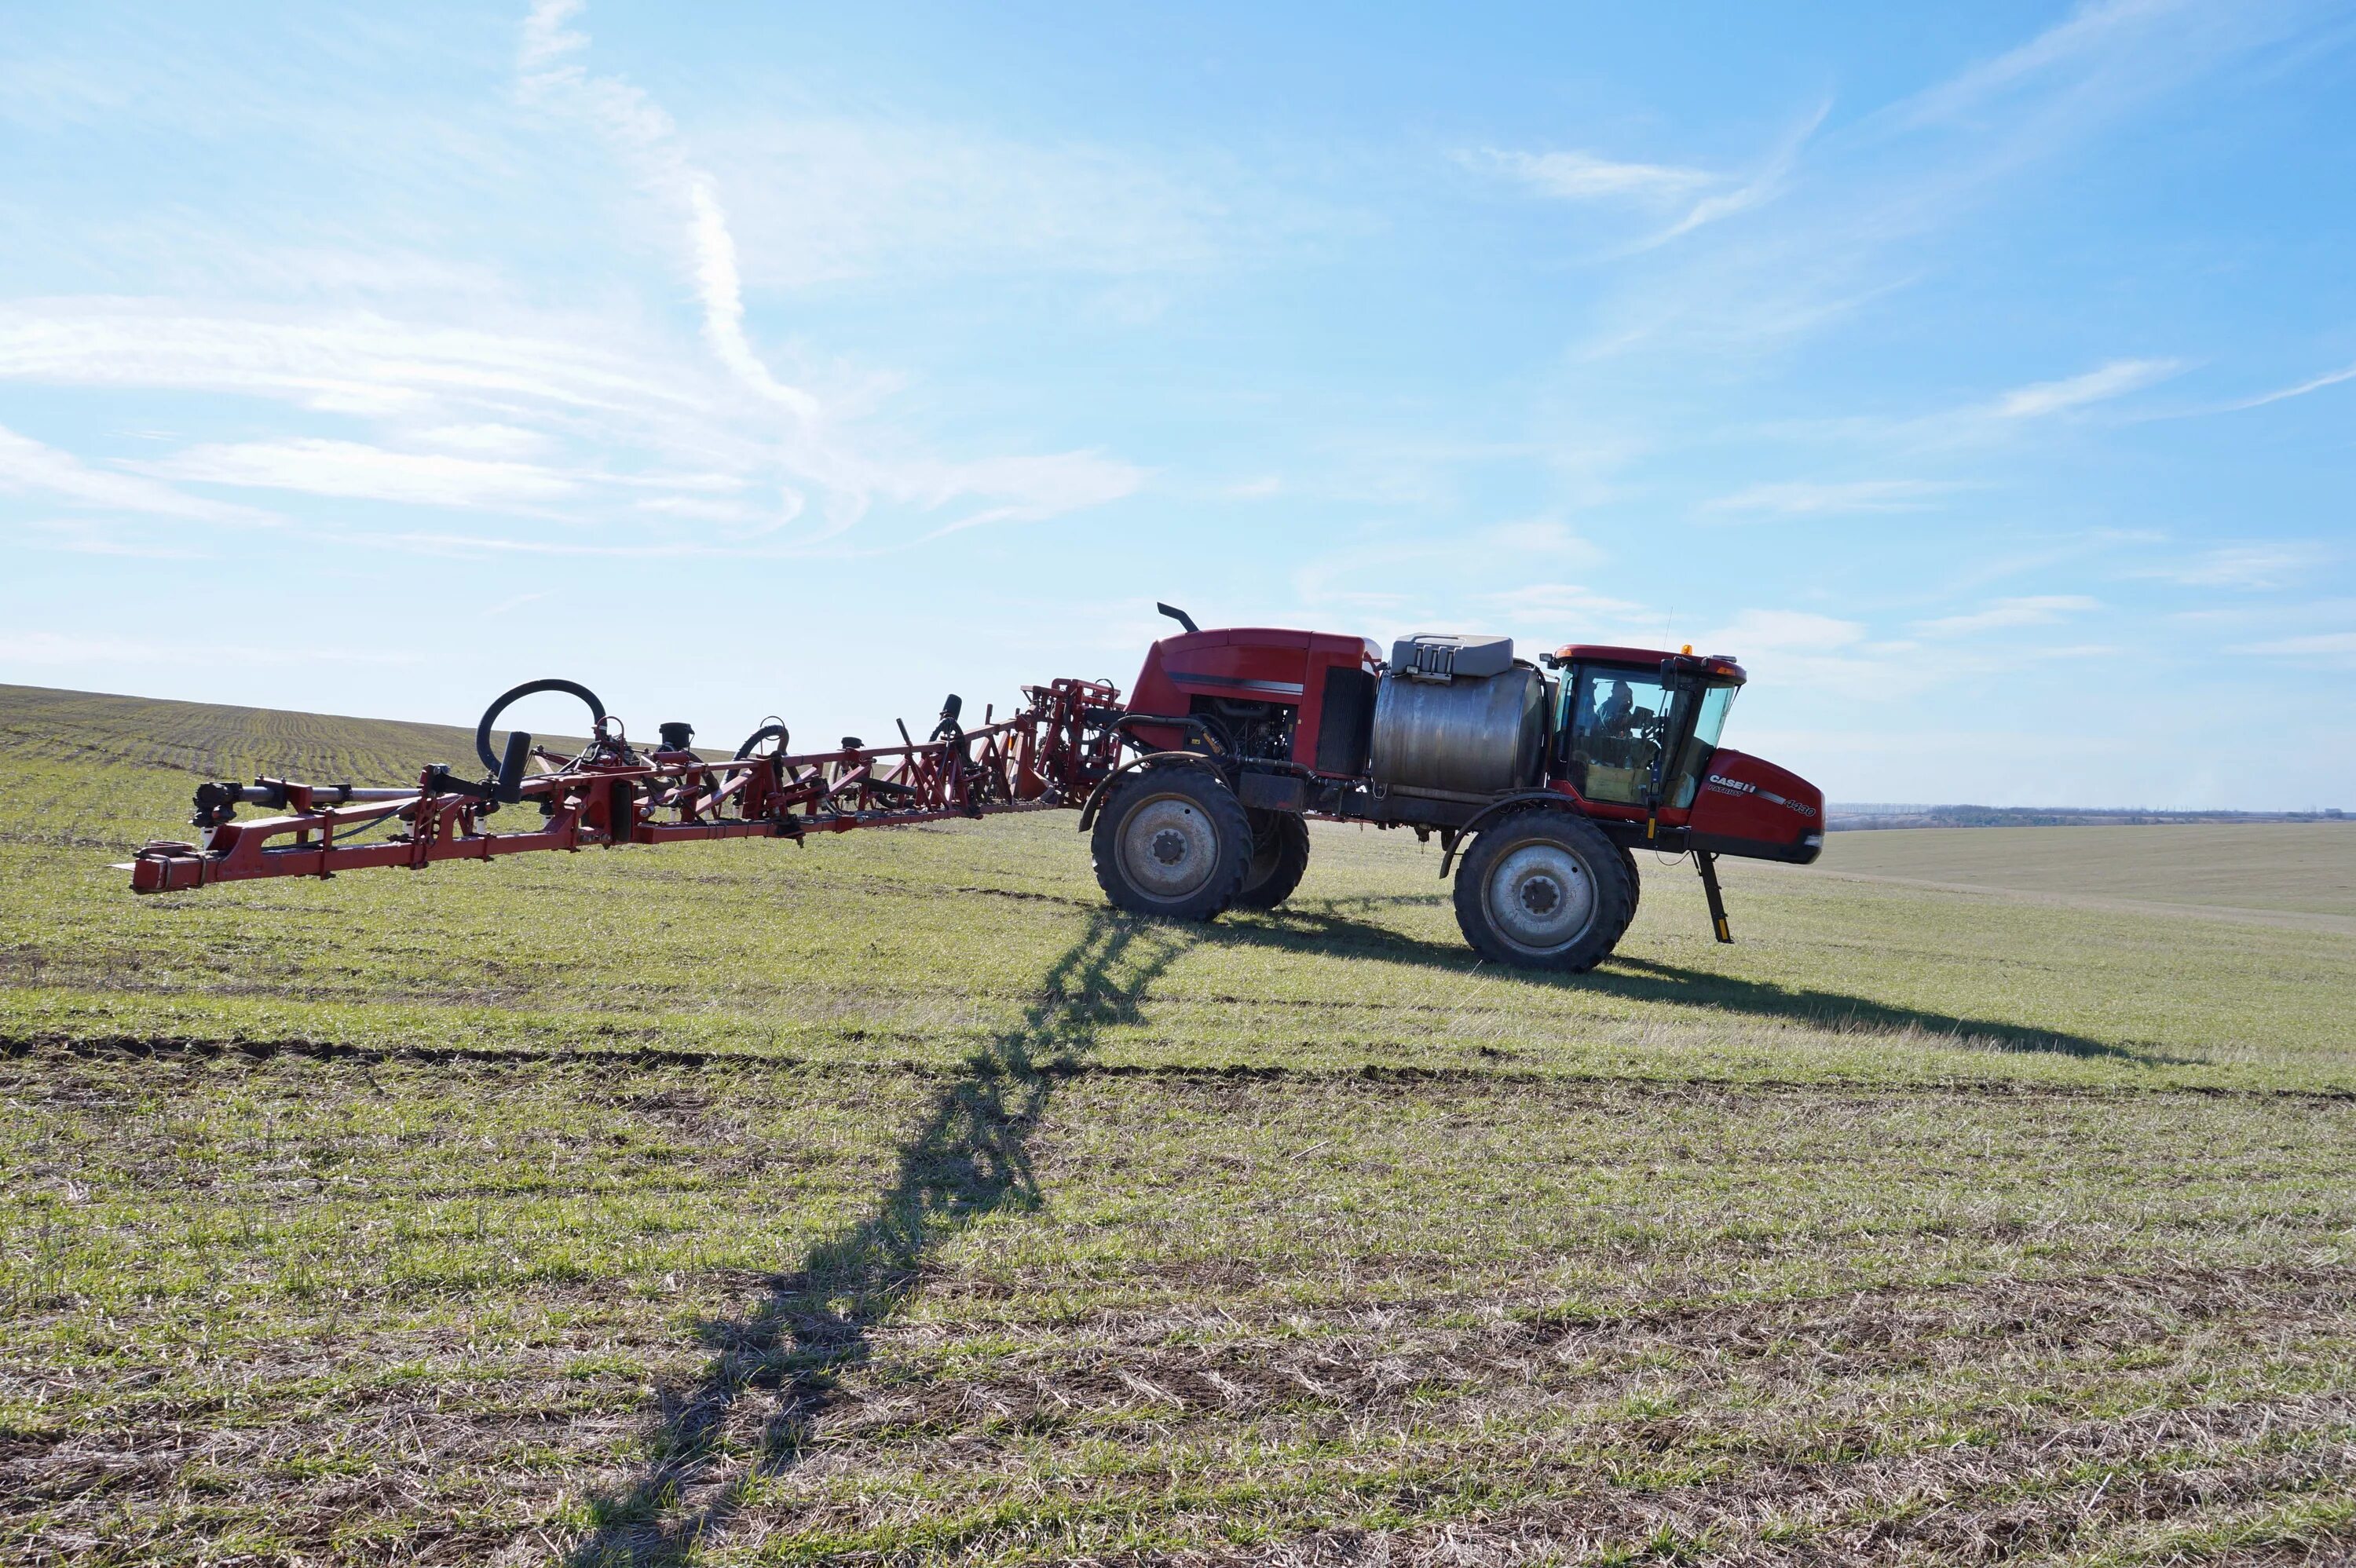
{"left": 1597, "top": 679, "right": 1636, "bottom": 734}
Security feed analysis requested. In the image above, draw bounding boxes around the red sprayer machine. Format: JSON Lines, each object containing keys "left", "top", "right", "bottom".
{"left": 126, "top": 606, "right": 1822, "bottom": 971}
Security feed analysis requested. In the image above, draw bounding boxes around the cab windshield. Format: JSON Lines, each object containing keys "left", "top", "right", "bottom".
{"left": 1560, "top": 667, "right": 1739, "bottom": 808}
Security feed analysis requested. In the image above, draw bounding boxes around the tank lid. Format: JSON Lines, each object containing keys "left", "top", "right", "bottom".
{"left": 1390, "top": 633, "right": 1513, "bottom": 682}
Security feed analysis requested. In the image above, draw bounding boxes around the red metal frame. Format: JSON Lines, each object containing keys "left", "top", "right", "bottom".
{"left": 129, "top": 677, "right": 1123, "bottom": 894}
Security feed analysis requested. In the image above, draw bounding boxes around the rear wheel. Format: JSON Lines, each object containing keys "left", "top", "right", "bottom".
{"left": 1453, "top": 810, "right": 1636, "bottom": 971}
{"left": 1092, "top": 768, "right": 1252, "bottom": 922}
{"left": 1235, "top": 810, "right": 1311, "bottom": 909}
{"left": 1619, "top": 842, "right": 1642, "bottom": 922}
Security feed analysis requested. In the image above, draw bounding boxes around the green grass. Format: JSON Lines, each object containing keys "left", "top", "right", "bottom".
{"left": 2, "top": 683, "right": 2354, "bottom": 1565}
{"left": 1813, "top": 822, "right": 2356, "bottom": 921}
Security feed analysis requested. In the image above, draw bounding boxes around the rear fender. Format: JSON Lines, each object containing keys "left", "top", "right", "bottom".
{"left": 1686, "top": 750, "right": 1824, "bottom": 864}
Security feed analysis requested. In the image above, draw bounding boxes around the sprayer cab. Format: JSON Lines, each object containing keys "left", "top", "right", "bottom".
{"left": 1544, "top": 644, "right": 1822, "bottom": 864}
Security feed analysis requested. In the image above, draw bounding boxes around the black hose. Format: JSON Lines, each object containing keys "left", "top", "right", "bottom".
{"left": 734, "top": 722, "right": 790, "bottom": 760}
{"left": 475, "top": 678, "right": 605, "bottom": 773}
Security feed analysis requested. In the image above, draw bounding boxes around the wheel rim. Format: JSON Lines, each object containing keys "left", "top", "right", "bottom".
{"left": 1121, "top": 793, "right": 1220, "bottom": 901}
{"left": 1486, "top": 841, "right": 1597, "bottom": 953}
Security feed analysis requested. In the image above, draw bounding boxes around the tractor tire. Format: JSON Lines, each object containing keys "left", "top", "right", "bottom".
{"left": 1452, "top": 809, "right": 1637, "bottom": 972}
{"left": 1235, "top": 809, "right": 1312, "bottom": 910}
{"left": 1092, "top": 767, "right": 1253, "bottom": 923}
{"left": 1619, "top": 842, "right": 1642, "bottom": 923}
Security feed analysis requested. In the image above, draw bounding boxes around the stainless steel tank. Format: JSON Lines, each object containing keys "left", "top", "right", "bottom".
{"left": 1369, "top": 667, "right": 1548, "bottom": 797}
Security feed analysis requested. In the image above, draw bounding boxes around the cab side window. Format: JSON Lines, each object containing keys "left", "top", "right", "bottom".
{"left": 1563, "top": 667, "right": 1669, "bottom": 805}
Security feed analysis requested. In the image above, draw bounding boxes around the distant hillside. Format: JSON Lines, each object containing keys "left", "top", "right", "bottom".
{"left": 0, "top": 682, "right": 594, "bottom": 788}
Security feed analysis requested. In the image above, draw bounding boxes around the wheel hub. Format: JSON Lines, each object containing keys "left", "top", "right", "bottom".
{"left": 1519, "top": 876, "right": 1562, "bottom": 917}
{"left": 1487, "top": 842, "right": 1596, "bottom": 952}
{"left": 1121, "top": 795, "right": 1219, "bottom": 899}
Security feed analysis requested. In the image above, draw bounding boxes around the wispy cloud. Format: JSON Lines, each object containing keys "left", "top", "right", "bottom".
{"left": 0, "top": 301, "right": 704, "bottom": 419}
{"left": 1991, "top": 357, "right": 2182, "bottom": 418}
{"left": 1465, "top": 148, "right": 1716, "bottom": 203}
{"left": 1645, "top": 102, "right": 1831, "bottom": 247}
{"left": 1912, "top": 594, "right": 2101, "bottom": 637}
{"left": 2135, "top": 543, "right": 2323, "bottom": 590}
{"left": 1479, "top": 582, "right": 1644, "bottom": 620}
{"left": 1889, "top": 0, "right": 2288, "bottom": 133}
{"left": 1703, "top": 478, "right": 1952, "bottom": 517}
{"left": 2216, "top": 359, "right": 2356, "bottom": 412}
{"left": 712, "top": 119, "right": 1227, "bottom": 290}
{"left": 2230, "top": 630, "right": 2356, "bottom": 656}
{"left": 0, "top": 422, "right": 258, "bottom": 523}
{"left": 1897, "top": 0, "right": 2187, "bottom": 126}
{"left": 508, "top": 0, "right": 1143, "bottom": 544}
{"left": 518, "top": 0, "right": 820, "bottom": 423}
{"left": 137, "top": 438, "right": 584, "bottom": 510}
{"left": 1707, "top": 608, "right": 1867, "bottom": 653}
{"left": 1467, "top": 100, "right": 1827, "bottom": 252}
{"left": 915, "top": 451, "right": 1147, "bottom": 539}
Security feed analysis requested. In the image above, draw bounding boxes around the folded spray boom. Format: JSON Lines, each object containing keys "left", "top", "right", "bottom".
{"left": 125, "top": 674, "right": 1125, "bottom": 894}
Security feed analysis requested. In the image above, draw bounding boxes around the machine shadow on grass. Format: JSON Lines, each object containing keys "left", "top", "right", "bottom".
{"left": 1222, "top": 901, "right": 2181, "bottom": 1066}
{"left": 569, "top": 911, "right": 1190, "bottom": 1567}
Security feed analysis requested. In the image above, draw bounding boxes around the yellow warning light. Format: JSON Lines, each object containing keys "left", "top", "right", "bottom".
{"left": 1681, "top": 643, "right": 1693, "bottom": 655}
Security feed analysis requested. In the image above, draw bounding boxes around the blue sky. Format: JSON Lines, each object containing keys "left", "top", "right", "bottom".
{"left": 2, "top": 1, "right": 2351, "bottom": 807}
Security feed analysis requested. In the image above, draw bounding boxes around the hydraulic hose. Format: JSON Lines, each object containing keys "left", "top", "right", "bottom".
{"left": 475, "top": 678, "right": 606, "bottom": 773}
{"left": 734, "top": 722, "right": 791, "bottom": 760}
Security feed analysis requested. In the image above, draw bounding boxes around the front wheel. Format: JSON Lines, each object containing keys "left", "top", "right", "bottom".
{"left": 1452, "top": 810, "right": 1636, "bottom": 971}
{"left": 1091, "top": 768, "right": 1253, "bottom": 922}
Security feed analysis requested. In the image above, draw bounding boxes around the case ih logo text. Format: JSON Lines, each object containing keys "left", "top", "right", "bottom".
{"left": 1707, "top": 774, "right": 1818, "bottom": 819}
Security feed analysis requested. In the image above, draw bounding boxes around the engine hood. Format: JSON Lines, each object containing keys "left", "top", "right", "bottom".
{"left": 1685, "top": 749, "right": 1824, "bottom": 864}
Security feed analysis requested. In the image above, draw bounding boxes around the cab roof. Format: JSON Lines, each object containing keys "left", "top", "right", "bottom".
{"left": 1553, "top": 644, "right": 1747, "bottom": 683}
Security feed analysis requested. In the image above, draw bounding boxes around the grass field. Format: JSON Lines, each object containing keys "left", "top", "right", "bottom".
{"left": 1813, "top": 825, "right": 2356, "bottom": 924}
{"left": 4, "top": 684, "right": 2353, "bottom": 1565}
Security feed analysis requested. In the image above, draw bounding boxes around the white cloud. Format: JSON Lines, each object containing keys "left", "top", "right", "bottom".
{"left": 2230, "top": 631, "right": 2356, "bottom": 656}
{"left": 1895, "top": 0, "right": 2244, "bottom": 130}
{"left": 412, "top": 423, "right": 553, "bottom": 459}
{"left": 1703, "top": 479, "right": 1951, "bottom": 517}
{"left": 1912, "top": 594, "right": 2101, "bottom": 638}
{"left": 2218, "top": 360, "right": 2356, "bottom": 412}
{"left": 712, "top": 119, "right": 1224, "bottom": 290}
{"left": 916, "top": 451, "right": 1147, "bottom": 538}
{"left": 1646, "top": 101, "right": 1831, "bottom": 247}
{"left": 1692, "top": 609, "right": 1915, "bottom": 703}
{"left": 0, "top": 301, "right": 701, "bottom": 420}
{"left": 518, "top": 0, "right": 819, "bottom": 423}
{"left": 1704, "top": 608, "right": 1867, "bottom": 653}
{"left": 504, "top": 2, "right": 1143, "bottom": 545}
{"left": 0, "top": 422, "right": 258, "bottom": 522}
{"left": 1479, "top": 582, "right": 1644, "bottom": 620}
{"left": 2136, "top": 543, "right": 2322, "bottom": 590}
{"left": 139, "top": 439, "right": 583, "bottom": 510}
{"left": 1991, "top": 357, "right": 2181, "bottom": 418}
{"left": 0, "top": 18, "right": 1151, "bottom": 554}
{"left": 20, "top": 519, "right": 209, "bottom": 559}
{"left": 1467, "top": 148, "right": 1716, "bottom": 203}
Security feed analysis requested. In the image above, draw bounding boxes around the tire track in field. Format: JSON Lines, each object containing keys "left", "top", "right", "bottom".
{"left": 9, "top": 1032, "right": 2355, "bottom": 1102}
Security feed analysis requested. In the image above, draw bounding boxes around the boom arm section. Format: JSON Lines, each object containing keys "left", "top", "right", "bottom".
{"left": 125, "top": 676, "right": 1124, "bottom": 894}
